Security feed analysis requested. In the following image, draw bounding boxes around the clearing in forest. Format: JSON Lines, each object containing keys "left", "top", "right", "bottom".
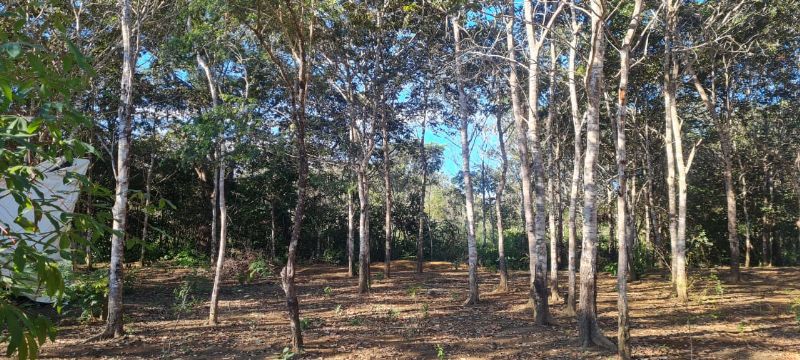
{"left": 42, "top": 261, "right": 800, "bottom": 359}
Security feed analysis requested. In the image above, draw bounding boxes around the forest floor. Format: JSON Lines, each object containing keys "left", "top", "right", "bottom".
{"left": 41, "top": 260, "right": 800, "bottom": 359}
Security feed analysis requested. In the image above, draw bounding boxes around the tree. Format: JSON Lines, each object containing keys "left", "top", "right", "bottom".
{"left": 452, "top": 13, "right": 479, "bottom": 305}
{"left": 565, "top": 0, "right": 582, "bottom": 316}
{"left": 522, "top": 0, "right": 563, "bottom": 325}
{"left": 96, "top": 0, "right": 136, "bottom": 339}
{"left": 245, "top": 0, "right": 317, "bottom": 351}
{"left": 612, "top": 0, "right": 644, "bottom": 357}
{"left": 577, "top": 0, "right": 615, "bottom": 350}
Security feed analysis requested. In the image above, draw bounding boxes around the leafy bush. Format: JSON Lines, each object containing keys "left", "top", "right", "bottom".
{"left": 321, "top": 248, "right": 343, "bottom": 265}
{"left": 0, "top": 4, "right": 104, "bottom": 358}
{"left": 239, "top": 258, "right": 271, "bottom": 285}
{"left": 171, "top": 249, "right": 208, "bottom": 268}
{"left": 64, "top": 269, "right": 108, "bottom": 321}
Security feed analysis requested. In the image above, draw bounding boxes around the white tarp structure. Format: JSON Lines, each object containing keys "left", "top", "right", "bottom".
{"left": 0, "top": 158, "right": 89, "bottom": 302}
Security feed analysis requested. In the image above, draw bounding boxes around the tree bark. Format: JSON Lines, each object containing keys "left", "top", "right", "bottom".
{"left": 357, "top": 166, "right": 371, "bottom": 293}
{"left": 347, "top": 186, "right": 355, "bottom": 277}
{"left": 614, "top": 1, "right": 643, "bottom": 356}
{"left": 139, "top": 153, "right": 155, "bottom": 267}
{"left": 495, "top": 88, "right": 509, "bottom": 292}
{"left": 546, "top": 42, "right": 562, "bottom": 304}
{"left": 663, "top": 0, "right": 687, "bottom": 301}
{"left": 578, "top": 0, "right": 615, "bottom": 350}
{"left": 453, "top": 15, "right": 479, "bottom": 305}
{"left": 208, "top": 165, "right": 227, "bottom": 325}
{"left": 417, "top": 99, "right": 428, "bottom": 274}
{"left": 523, "top": 0, "right": 562, "bottom": 325}
{"left": 271, "top": 203, "right": 277, "bottom": 261}
{"left": 383, "top": 118, "right": 393, "bottom": 278}
{"left": 98, "top": 0, "right": 134, "bottom": 339}
{"left": 566, "top": 5, "right": 582, "bottom": 316}
{"left": 505, "top": 0, "right": 536, "bottom": 307}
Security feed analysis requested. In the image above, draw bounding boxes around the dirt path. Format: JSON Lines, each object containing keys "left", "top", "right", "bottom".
{"left": 41, "top": 261, "right": 800, "bottom": 359}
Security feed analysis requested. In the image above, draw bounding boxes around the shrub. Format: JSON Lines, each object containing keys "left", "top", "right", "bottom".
{"left": 171, "top": 249, "right": 208, "bottom": 268}
{"left": 172, "top": 272, "right": 209, "bottom": 316}
{"left": 64, "top": 269, "right": 109, "bottom": 321}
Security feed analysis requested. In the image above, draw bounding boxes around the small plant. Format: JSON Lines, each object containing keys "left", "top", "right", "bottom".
{"left": 435, "top": 344, "right": 446, "bottom": 360}
{"left": 172, "top": 272, "right": 210, "bottom": 316}
{"left": 374, "top": 272, "right": 384, "bottom": 281}
{"left": 407, "top": 284, "right": 422, "bottom": 300}
{"left": 348, "top": 316, "right": 363, "bottom": 326}
{"left": 246, "top": 258, "right": 272, "bottom": 283}
{"left": 602, "top": 262, "right": 618, "bottom": 276}
{"left": 449, "top": 291, "right": 460, "bottom": 302}
{"left": 420, "top": 303, "right": 429, "bottom": 318}
{"left": 300, "top": 317, "right": 312, "bottom": 330}
{"left": 709, "top": 273, "right": 724, "bottom": 296}
{"left": 172, "top": 249, "right": 208, "bottom": 268}
{"left": 790, "top": 297, "right": 800, "bottom": 326}
{"left": 737, "top": 322, "right": 746, "bottom": 334}
{"left": 64, "top": 269, "right": 109, "bottom": 321}
{"left": 322, "top": 286, "right": 333, "bottom": 297}
{"left": 279, "top": 347, "right": 295, "bottom": 360}
{"left": 387, "top": 308, "right": 399, "bottom": 320}
{"left": 334, "top": 304, "right": 344, "bottom": 316}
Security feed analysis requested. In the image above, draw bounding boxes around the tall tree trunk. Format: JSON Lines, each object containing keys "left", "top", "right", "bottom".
{"left": 495, "top": 89, "right": 509, "bottom": 292}
{"left": 690, "top": 63, "right": 739, "bottom": 281}
{"left": 523, "top": 0, "right": 562, "bottom": 325}
{"left": 566, "top": 5, "right": 582, "bottom": 315}
{"left": 481, "top": 160, "right": 488, "bottom": 249}
{"left": 453, "top": 15, "right": 479, "bottom": 305}
{"left": 738, "top": 154, "right": 753, "bottom": 268}
{"left": 357, "top": 167, "right": 371, "bottom": 293}
{"left": 208, "top": 165, "right": 227, "bottom": 325}
{"left": 662, "top": 0, "right": 682, "bottom": 299}
{"left": 417, "top": 101, "right": 428, "bottom": 274}
{"left": 546, "top": 42, "right": 562, "bottom": 304}
{"left": 347, "top": 187, "right": 355, "bottom": 277}
{"left": 663, "top": 0, "right": 689, "bottom": 302}
{"left": 614, "top": 1, "right": 643, "bottom": 356}
{"left": 98, "top": 0, "right": 134, "bottom": 339}
{"left": 271, "top": 203, "right": 277, "bottom": 261}
{"left": 211, "top": 164, "right": 219, "bottom": 264}
{"left": 506, "top": 0, "right": 536, "bottom": 308}
{"left": 195, "top": 40, "right": 228, "bottom": 325}
{"left": 383, "top": 118, "right": 393, "bottom": 278}
{"left": 139, "top": 154, "right": 155, "bottom": 267}
{"left": 578, "top": 0, "right": 615, "bottom": 349}
{"left": 761, "top": 156, "right": 772, "bottom": 267}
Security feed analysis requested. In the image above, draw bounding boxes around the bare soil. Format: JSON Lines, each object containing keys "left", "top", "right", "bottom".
{"left": 41, "top": 261, "right": 800, "bottom": 359}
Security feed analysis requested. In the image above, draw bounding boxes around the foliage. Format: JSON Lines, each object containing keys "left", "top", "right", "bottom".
{"left": 172, "top": 272, "right": 209, "bottom": 316}
{"left": 790, "top": 297, "right": 800, "bottom": 327}
{"left": 0, "top": 3, "right": 106, "bottom": 358}
{"left": 240, "top": 258, "right": 272, "bottom": 285}
{"left": 167, "top": 249, "right": 209, "bottom": 268}
{"left": 64, "top": 269, "right": 108, "bottom": 321}
{"left": 435, "top": 344, "right": 446, "bottom": 360}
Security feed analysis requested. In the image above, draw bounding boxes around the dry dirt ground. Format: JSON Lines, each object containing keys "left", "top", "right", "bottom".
{"left": 41, "top": 261, "right": 800, "bottom": 359}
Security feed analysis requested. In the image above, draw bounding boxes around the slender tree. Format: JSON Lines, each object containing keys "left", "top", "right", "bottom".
{"left": 565, "top": 1, "right": 582, "bottom": 316}
{"left": 577, "top": 0, "right": 615, "bottom": 349}
{"left": 522, "top": 0, "right": 563, "bottom": 325}
{"left": 452, "top": 13, "right": 479, "bottom": 305}
{"left": 96, "top": 0, "right": 135, "bottom": 339}
{"left": 613, "top": 0, "right": 644, "bottom": 356}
